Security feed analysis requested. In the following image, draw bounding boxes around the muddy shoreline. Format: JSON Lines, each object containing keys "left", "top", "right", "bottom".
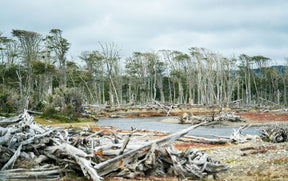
{"left": 159, "top": 116, "right": 288, "bottom": 127}
{"left": 94, "top": 105, "right": 233, "bottom": 118}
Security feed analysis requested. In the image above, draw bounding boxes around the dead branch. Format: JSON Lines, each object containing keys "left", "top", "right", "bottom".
{"left": 1, "top": 144, "right": 22, "bottom": 171}
{"left": 119, "top": 129, "right": 138, "bottom": 155}
{"left": 153, "top": 99, "right": 174, "bottom": 116}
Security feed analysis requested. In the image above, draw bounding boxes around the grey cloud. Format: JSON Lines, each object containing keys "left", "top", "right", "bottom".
{"left": 1, "top": 0, "right": 288, "bottom": 64}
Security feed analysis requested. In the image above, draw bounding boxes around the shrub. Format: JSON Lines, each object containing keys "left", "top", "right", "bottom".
{"left": 44, "top": 86, "right": 85, "bottom": 118}
{"left": 42, "top": 106, "right": 57, "bottom": 117}
{"left": 0, "top": 85, "right": 23, "bottom": 115}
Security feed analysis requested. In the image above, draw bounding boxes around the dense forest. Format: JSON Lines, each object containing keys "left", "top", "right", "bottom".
{"left": 0, "top": 29, "right": 287, "bottom": 116}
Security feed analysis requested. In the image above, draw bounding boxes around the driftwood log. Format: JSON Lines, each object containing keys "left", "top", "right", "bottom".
{"left": 0, "top": 165, "right": 65, "bottom": 180}
{"left": 0, "top": 110, "right": 230, "bottom": 180}
{"left": 178, "top": 135, "right": 229, "bottom": 145}
{"left": 259, "top": 124, "right": 288, "bottom": 143}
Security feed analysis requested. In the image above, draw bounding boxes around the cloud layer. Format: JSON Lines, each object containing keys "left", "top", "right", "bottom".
{"left": 1, "top": 0, "right": 288, "bottom": 64}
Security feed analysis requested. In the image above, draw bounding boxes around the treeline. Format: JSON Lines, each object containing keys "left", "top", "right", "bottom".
{"left": 0, "top": 29, "right": 287, "bottom": 115}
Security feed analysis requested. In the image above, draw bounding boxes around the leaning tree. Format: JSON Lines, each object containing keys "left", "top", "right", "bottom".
{"left": 12, "top": 29, "right": 42, "bottom": 96}
{"left": 46, "top": 29, "right": 70, "bottom": 87}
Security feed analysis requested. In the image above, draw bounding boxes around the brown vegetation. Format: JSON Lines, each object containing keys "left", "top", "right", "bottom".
{"left": 238, "top": 111, "right": 288, "bottom": 122}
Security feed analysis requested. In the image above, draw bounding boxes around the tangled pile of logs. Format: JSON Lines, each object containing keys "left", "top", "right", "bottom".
{"left": 259, "top": 124, "right": 288, "bottom": 143}
{"left": 179, "top": 110, "right": 241, "bottom": 124}
{"left": 0, "top": 110, "right": 228, "bottom": 180}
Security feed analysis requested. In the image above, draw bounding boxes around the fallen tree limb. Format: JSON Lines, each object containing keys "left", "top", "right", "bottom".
{"left": 27, "top": 110, "right": 43, "bottom": 115}
{"left": 1, "top": 144, "right": 22, "bottom": 171}
{"left": 119, "top": 129, "right": 138, "bottom": 155}
{"left": 240, "top": 146, "right": 277, "bottom": 156}
{"left": 153, "top": 99, "right": 174, "bottom": 116}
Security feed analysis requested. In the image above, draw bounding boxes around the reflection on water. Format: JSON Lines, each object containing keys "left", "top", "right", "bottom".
{"left": 97, "top": 117, "right": 258, "bottom": 137}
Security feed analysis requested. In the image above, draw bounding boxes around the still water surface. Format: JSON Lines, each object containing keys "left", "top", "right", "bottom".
{"left": 97, "top": 117, "right": 258, "bottom": 137}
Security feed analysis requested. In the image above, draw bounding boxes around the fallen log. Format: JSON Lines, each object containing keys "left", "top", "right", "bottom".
{"left": 0, "top": 165, "right": 64, "bottom": 180}
{"left": 240, "top": 146, "right": 277, "bottom": 156}
{"left": 178, "top": 135, "right": 228, "bottom": 144}
{"left": 27, "top": 110, "right": 43, "bottom": 115}
{"left": 0, "top": 116, "right": 22, "bottom": 127}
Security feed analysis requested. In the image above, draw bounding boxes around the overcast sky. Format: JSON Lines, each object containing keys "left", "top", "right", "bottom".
{"left": 1, "top": 0, "right": 288, "bottom": 65}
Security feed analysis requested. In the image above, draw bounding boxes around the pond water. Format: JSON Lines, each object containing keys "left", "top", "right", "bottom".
{"left": 97, "top": 116, "right": 258, "bottom": 137}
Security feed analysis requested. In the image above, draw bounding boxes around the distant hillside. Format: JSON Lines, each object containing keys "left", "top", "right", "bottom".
{"left": 272, "top": 65, "right": 288, "bottom": 72}
{"left": 253, "top": 65, "right": 288, "bottom": 74}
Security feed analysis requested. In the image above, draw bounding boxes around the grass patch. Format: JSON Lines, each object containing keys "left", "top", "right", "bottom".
{"left": 226, "top": 159, "right": 237, "bottom": 164}
{"left": 39, "top": 106, "right": 83, "bottom": 123}
{"left": 34, "top": 115, "right": 94, "bottom": 125}
{"left": 41, "top": 113, "right": 80, "bottom": 123}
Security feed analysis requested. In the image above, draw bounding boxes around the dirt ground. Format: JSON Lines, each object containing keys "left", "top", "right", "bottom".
{"left": 205, "top": 141, "right": 288, "bottom": 180}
